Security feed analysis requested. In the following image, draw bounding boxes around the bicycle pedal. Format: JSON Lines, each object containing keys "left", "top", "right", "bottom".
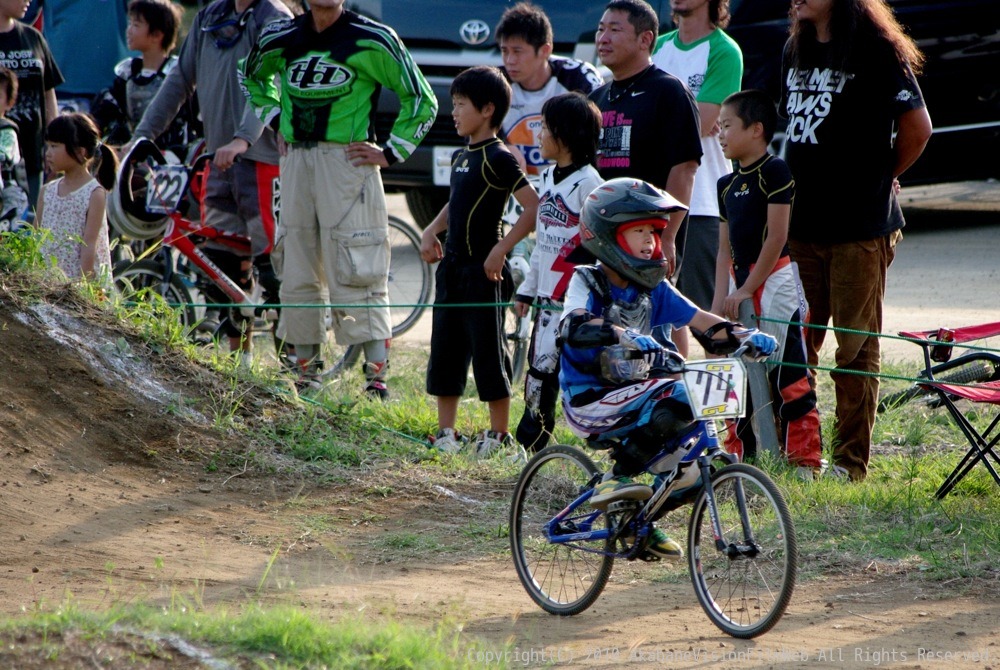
{"left": 606, "top": 500, "right": 642, "bottom": 514}
{"left": 637, "top": 551, "right": 662, "bottom": 563}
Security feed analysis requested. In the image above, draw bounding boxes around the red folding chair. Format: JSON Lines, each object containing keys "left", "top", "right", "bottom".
{"left": 897, "top": 322, "right": 1000, "bottom": 498}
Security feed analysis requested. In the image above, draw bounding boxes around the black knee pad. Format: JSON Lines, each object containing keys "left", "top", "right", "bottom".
{"left": 255, "top": 253, "right": 280, "bottom": 304}
{"left": 628, "top": 399, "right": 696, "bottom": 455}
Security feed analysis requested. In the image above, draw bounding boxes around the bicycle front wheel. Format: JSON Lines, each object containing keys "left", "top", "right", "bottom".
{"left": 505, "top": 305, "right": 529, "bottom": 383}
{"left": 387, "top": 215, "right": 432, "bottom": 337}
{"left": 687, "top": 463, "right": 797, "bottom": 638}
{"left": 509, "top": 444, "right": 613, "bottom": 615}
{"left": 114, "top": 259, "right": 198, "bottom": 330}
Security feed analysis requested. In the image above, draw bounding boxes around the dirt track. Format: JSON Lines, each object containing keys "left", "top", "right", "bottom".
{"left": 0, "top": 183, "right": 998, "bottom": 668}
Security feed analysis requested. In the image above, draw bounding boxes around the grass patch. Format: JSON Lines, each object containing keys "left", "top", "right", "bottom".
{"left": 0, "top": 601, "right": 504, "bottom": 669}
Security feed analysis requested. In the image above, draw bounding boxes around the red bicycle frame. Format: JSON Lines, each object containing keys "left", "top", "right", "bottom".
{"left": 162, "top": 211, "right": 255, "bottom": 312}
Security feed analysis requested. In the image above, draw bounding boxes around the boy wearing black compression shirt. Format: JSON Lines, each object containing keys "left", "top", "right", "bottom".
{"left": 713, "top": 89, "right": 823, "bottom": 478}
{"left": 419, "top": 66, "right": 539, "bottom": 460}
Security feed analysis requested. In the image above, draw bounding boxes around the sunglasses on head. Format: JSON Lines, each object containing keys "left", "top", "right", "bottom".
{"left": 201, "top": 5, "right": 255, "bottom": 49}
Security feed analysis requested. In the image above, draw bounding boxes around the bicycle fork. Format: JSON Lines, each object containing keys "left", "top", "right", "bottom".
{"left": 697, "top": 454, "right": 760, "bottom": 558}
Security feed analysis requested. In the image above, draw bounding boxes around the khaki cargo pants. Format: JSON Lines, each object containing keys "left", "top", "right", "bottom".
{"left": 274, "top": 143, "right": 391, "bottom": 346}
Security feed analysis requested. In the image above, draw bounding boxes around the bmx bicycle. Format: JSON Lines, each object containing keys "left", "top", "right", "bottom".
{"left": 878, "top": 327, "right": 1000, "bottom": 413}
{"left": 509, "top": 343, "right": 797, "bottom": 638}
{"left": 500, "top": 176, "right": 544, "bottom": 385}
{"left": 111, "top": 139, "right": 432, "bottom": 375}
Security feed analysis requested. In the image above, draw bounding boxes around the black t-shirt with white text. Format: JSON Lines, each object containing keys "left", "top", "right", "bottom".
{"left": 780, "top": 38, "right": 924, "bottom": 243}
{"left": 0, "top": 24, "right": 62, "bottom": 175}
{"left": 590, "top": 65, "right": 702, "bottom": 187}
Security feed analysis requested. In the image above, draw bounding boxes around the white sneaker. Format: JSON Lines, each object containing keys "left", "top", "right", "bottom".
{"left": 795, "top": 459, "right": 829, "bottom": 481}
{"left": 474, "top": 430, "right": 527, "bottom": 463}
{"left": 432, "top": 428, "right": 466, "bottom": 454}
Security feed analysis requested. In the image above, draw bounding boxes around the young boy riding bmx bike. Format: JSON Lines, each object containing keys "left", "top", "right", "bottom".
{"left": 558, "top": 177, "right": 777, "bottom": 559}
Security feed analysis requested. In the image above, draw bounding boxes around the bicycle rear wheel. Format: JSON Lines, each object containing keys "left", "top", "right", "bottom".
{"left": 687, "top": 463, "right": 796, "bottom": 638}
{"left": 877, "top": 359, "right": 995, "bottom": 412}
{"left": 387, "top": 215, "right": 432, "bottom": 337}
{"left": 114, "top": 259, "right": 198, "bottom": 330}
{"left": 509, "top": 444, "right": 613, "bottom": 615}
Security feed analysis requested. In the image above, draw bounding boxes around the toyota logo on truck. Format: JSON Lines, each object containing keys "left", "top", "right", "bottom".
{"left": 459, "top": 19, "right": 490, "bottom": 46}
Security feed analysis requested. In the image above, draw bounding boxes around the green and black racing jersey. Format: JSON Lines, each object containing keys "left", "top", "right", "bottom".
{"left": 240, "top": 10, "right": 437, "bottom": 164}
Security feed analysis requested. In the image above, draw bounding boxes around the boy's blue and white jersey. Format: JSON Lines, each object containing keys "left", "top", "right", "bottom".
{"left": 559, "top": 268, "right": 697, "bottom": 398}
{"left": 516, "top": 163, "right": 603, "bottom": 302}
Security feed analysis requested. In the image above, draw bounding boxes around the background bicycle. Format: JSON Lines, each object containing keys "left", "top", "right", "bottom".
{"left": 878, "top": 327, "right": 1000, "bottom": 412}
{"left": 502, "top": 177, "right": 539, "bottom": 383}
{"left": 110, "top": 139, "right": 432, "bottom": 376}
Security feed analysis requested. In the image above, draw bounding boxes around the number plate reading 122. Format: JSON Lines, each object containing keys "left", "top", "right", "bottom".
{"left": 145, "top": 164, "right": 189, "bottom": 214}
{"left": 682, "top": 359, "right": 747, "bottom": 419}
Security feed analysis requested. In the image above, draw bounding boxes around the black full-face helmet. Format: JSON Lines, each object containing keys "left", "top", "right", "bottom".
{"left": 579, "top": 178, "right": 688, "bottom": 290}
{"left": 107, "top": 138, "right": 172, "bottom": 240}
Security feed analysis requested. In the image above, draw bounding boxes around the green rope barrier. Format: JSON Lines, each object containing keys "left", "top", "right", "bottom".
{"left": 758, "top": 358, "right": 997, "bottom": 390}
{"left": 756, "top": 314, "right": 1000, "bottom": 355}
{"left": 124, "top": 296, "right": 1000, "bottom": 390}
{"left": 120, "top": 300, "right": 518, "bottom": 309}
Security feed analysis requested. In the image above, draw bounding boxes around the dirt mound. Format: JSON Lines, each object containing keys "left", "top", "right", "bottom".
{"left": 0, "top": 298, "right": 298, "bottom": 617}
{"left": 1, "top": 303, "right": 210, "bottom": 469}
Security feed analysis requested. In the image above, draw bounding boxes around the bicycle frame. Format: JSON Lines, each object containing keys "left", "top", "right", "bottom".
{"left": 543, "top": 354, "right": 758, "bottom": 560}
{"left": 544, "top": 428, "right": 742, "bottom": 559}
{"left": 161, "top": 212, "right": 255, "bottom": 312}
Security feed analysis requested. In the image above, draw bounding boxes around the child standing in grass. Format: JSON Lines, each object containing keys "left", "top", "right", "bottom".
{"left": 419, "top": 66, "right": 539, "bottom": 459}
{"left": 0, "top": 67, "right": 29, "bottom": 226}
{"left": 512, "top": 92, "right": 603, "bottom": 453}
{"left": 37, "top": 113, "right": 119, "bottom": 281}
{"left": 712, "top": 89, "right": 823, "bottom": 479}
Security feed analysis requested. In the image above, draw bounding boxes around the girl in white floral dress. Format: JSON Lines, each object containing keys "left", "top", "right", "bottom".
{"left": 37, "top": 113, "right": 119, "bottom": 281}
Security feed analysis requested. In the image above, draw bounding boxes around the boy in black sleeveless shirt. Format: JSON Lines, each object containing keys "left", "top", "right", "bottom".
{"left": 419, "top": 66, "right": 539, "bottom": 459}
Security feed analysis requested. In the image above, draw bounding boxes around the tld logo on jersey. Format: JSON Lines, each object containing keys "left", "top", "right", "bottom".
{"left": 734, "top": 183, "right": 750, "bottom": 197}
{"left": 287, "top": 55, "right": 353, "bottom": 95}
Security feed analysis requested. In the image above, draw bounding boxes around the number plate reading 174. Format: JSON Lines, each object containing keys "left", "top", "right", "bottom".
{"left": 145, "top": 164, "right": 190, "bottom": 214}
{"left": 682, "top": 359, "right": 747, "bottom": 419}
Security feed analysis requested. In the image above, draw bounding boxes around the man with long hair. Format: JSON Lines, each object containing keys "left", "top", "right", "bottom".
{"left": 780, "top": 0, "right": 933, "bottom": 481}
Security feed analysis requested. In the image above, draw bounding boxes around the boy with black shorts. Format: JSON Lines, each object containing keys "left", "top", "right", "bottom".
{"left": 713, "top": 89, "right": 823, "bottom": 478}
{"left": 419, "top": 66, "right": 539, "bottom": 459}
